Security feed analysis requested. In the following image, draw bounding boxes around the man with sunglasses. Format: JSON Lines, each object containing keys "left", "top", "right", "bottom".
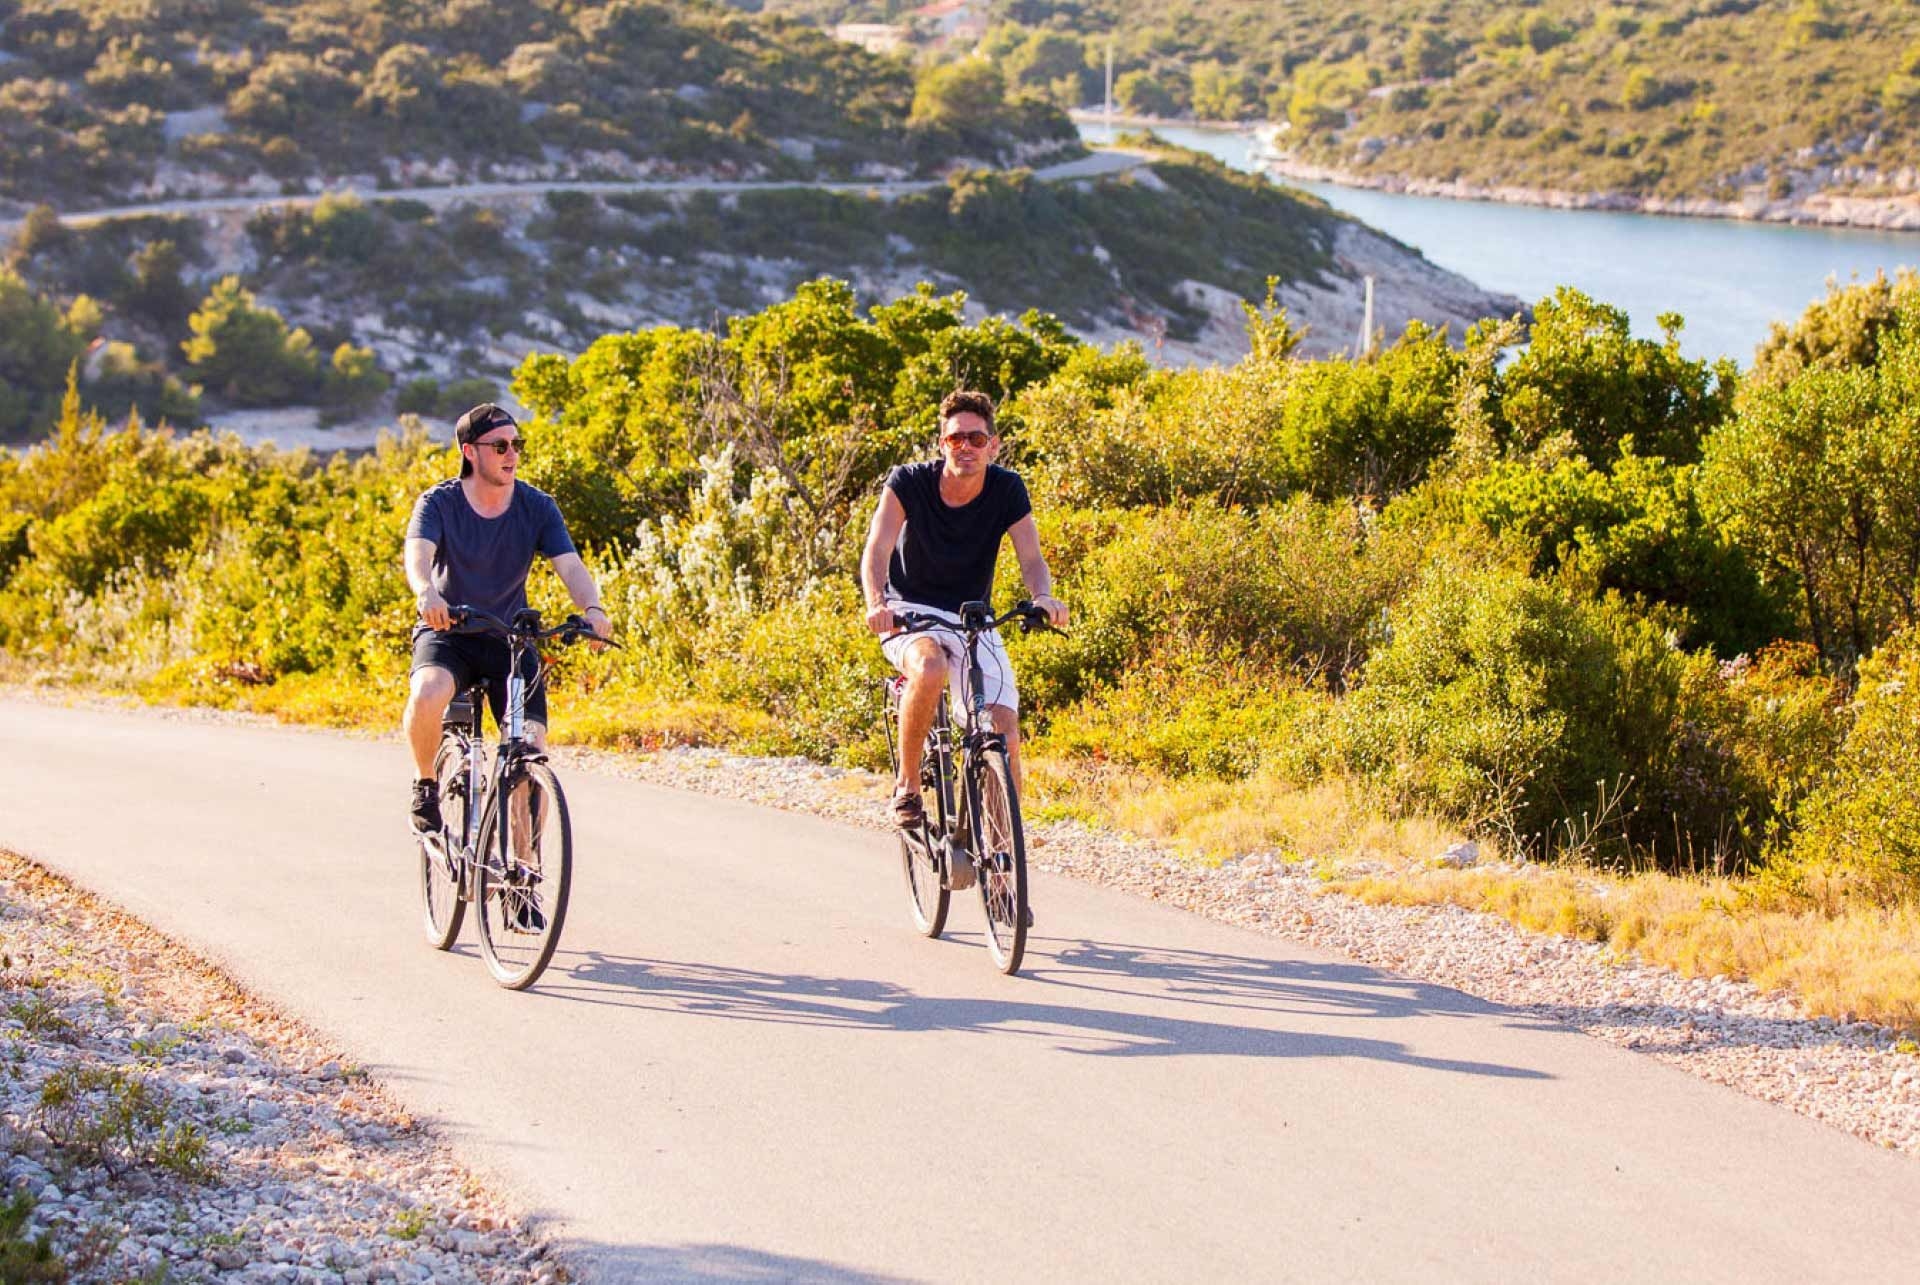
{"left": 862, "top": 389, "right": 1069, "bottom": 858}
{"left": 401, "top": 403, "right": 612, "bottom": 836}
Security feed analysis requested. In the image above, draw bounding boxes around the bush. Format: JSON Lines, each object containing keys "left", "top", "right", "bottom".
{"left": 1787, "top": 628, "right": 1920, "bottom": 905}
{"left": 1699, "top": 313, "right": 1920, "bottom": 668}
{"left": 1341, "top": 562, "right": 1708, "bottom": 857}
{"left": 1461, "top": 446, "right": 1788, "bottom": 655}
{"left": 1500, "top": 287, "right": 1737, "bottom": 465}
{"left": 0, "top": 269, "right": 88, "bottom": 441}
{"left": 181, "top": 276, "right": 319, "bottom": 406}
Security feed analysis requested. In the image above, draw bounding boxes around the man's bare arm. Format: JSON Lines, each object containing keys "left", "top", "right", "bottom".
{"left": 404, "top": 537, "right": 452, "bottom": 630}
{"left": 550, "top": 551, "right": 612, "bottom": 640}
{"left": 861, "top": 490, "right": 908, "bottom": 634}
{"left": 1007, "top": 516, "right": 1067, "bottom": 627}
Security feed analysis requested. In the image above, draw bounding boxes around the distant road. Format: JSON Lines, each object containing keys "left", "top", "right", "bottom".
{"left": 6, "top": 698, "right": 1920, "bottom": 1283}
{"left": 0, "top": 149, "right": 1152, "bottom": 236}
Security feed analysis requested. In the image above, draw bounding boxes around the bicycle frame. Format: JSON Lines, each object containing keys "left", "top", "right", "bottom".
{"left": 885, "top": 602, "right": 1028, "bottom": 866}
{"left": 436, "top": 626, "right": 553, "bottom": 900}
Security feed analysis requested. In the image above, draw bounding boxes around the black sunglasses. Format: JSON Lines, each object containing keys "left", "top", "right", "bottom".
{"left": 477, "top": 437, "right": 527, "bottom": 456}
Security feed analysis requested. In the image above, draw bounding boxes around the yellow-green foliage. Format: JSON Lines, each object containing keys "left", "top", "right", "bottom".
{"left": 1786, "top": 628, "right": 1920, "bottom": 906}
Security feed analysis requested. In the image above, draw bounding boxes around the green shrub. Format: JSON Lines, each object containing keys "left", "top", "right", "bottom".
{"left": 1499, "top": 287, "right": 1737, "bottom": 465}
{"left": 181, "top": 276, "right": 319, "bottom": 406}
{"left": 1787, "top": 627, "right": 1920, "bottom": 905}
{"left": 1461, "top": 446, "right": 1788, "bottom": 655}
{"left": 1341, "top": 562, "right": 1708, "bottom": 858}
{"left": 1699, "top": 312, "right": 1920, "bottom": 668}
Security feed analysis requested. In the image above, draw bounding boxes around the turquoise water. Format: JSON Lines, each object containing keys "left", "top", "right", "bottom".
{"left": 1080, "top": 121, "right": 1920, "bottom": 366}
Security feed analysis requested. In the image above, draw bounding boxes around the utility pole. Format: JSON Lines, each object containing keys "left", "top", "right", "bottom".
{"left": 1355, "top": 276, "right": 1375, "bottom": 358}
{"left": 1104, "top": 38, "right": 1115, "bottom": 136}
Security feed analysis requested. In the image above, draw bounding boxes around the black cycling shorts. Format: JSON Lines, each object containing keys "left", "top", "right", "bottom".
{"left": 410, "top": 629, "right": 547, "bottom": 730}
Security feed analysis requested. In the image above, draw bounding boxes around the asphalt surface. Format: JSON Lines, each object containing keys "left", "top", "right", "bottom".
{"left": 5, "top": 698, "right": 1919, "bottom": 1283}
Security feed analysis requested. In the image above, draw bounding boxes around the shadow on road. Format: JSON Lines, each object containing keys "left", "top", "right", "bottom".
{"left": 563, "top": 1240, "right": 913, "bottom": 1284}
{"left": 536, "top": 939, "right": 1551, "bottom": 1080}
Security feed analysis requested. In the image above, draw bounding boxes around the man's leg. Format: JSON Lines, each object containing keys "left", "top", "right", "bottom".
{"left": 989, "top": 704, "right": 1024, "bottom": 796}
{"left": 896, "top": 637, "right": 948, "bottom": 787}
{"left": 894, "top": 637, "right": 948, "bottom": 816}
{"left": 404, "top": 664, "right": 456, "bottom": 833}
{"left": 511, "top": 720, "right": 549, "bottom": 864}
{"left": 405, "top": 666, "right": 456, "bottom": 778}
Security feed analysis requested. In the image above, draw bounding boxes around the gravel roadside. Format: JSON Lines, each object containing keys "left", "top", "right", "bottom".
{"left": 0, "top": 852, "right": 563, "bottom": 1284}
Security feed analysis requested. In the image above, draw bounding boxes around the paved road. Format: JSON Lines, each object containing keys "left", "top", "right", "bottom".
{"left": 0, "top": 150, "right": 1151, "bottom": 236}
{"left": 5, "top": 698, "right": 1919, "bottom": 1283}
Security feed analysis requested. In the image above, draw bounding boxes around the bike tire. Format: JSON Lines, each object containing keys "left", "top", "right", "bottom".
{"left": 474, "top": 759, "right": 572, "bottom": 990}
{"left": 901, "top": 821, "right": 950, "bottom": 938}
{"left": 422, "top": 736, "right": 468, "bottom": 950}
{"left": 969, "top": 747, "right": 1028, "bottom": 976}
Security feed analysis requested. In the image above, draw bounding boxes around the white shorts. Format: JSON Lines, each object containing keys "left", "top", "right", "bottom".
{"left": 880, "top": 601, "right": 1019, "bottom": 716}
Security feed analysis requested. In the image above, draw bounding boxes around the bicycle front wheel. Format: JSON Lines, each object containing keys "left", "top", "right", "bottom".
{"left": 475, "top": 760, "right": 572, "bottom": 990}
{"left": 970, "top": 747, "right": 1029, "bottom": 976}
{"left": 901, "top": 819, "right": 949, "bottom": 938}
{"left": 422, "top": 736, "right": 468, "bottom": 950}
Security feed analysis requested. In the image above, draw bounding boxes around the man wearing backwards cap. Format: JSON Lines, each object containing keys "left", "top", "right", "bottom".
{"left": 400, "top": 403, "right": 612, "bottom": 836}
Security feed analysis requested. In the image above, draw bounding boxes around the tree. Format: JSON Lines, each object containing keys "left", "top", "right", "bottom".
{"left": 121, "top": 240, "right": 194, "bottom": 333}
{"left": 1190, "top": 62, "right": 1253, "bottom": 120}
{"left": 0, "top": 269, "right": 88, "bottom": 441}
{"left": 181, "top": 276, "right": 319, "bottom": 406}
{"left": 911, "top": 59, "right": 1008, "bottom": 130}
{"left": 358, "top": 44, "right": 440, "bottom": 122}
{"left": 1005, "top": 31, "right": 1087, "bottom": 100}
{"left": 1499, "top": 287, "right": 1736, "bottom": 466}
{"left": 320, "top": 343, "right": 389, "bottom": 417}
{"left": 1699, "top": 320, "right": 1920, "bottom": 669}
{"left": 1116, "top": 70, "right": 1177, "bottom": 118}
{"left": 1405, "top": 28, "right": 1456, "bottom": 79}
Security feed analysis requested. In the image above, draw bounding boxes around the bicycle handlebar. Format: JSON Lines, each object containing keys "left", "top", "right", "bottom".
{"left": 447, "top": 605, "right": 622, "bottom": 649}
{"left": 892, "top": 599, "right": 1064, "bottom": 638}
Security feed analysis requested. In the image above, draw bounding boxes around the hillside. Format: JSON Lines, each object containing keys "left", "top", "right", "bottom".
{"left": 774, "top": 0, "right": 1920, "bottom": 223}
{"left": 0, "top": 158, "right": 1517, "bottom": 447}
{"left": 0, "top": 0, "right": 1518, "bottom": 445}
{"left": 0, "top": 0, "right": 1072, "bottom": 213}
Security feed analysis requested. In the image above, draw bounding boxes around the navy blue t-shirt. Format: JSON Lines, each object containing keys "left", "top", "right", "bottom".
{"left": 405, "top": 479, "right": 576, "bottom": 628}
{"left": 884, "top": 461, "right": 1032, "bottom": 612}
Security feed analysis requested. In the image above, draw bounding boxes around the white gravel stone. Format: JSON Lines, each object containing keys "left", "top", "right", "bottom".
{"left": 0, "top": 853, "right": 558, "bottom": 1283}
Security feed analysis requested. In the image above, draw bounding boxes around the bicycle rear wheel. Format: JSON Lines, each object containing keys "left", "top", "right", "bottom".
{"left": 422, "top": 736, "right": 468, "bottom": 950}
{"left": 970, "top": 747, "right": 1028, "bottom": 975}
{"left": 475, "top": 760, "right": 572, "bottom": 990}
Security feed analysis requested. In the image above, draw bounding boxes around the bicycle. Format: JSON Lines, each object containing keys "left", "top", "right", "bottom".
{"left": 881, "top": 598, "right": 1055, "bottom": 976}
{"left": 420, "top": 605, "right": 613, "bottom": 990}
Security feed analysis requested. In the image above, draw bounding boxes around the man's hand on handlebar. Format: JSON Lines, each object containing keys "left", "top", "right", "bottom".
{"left": 583, "top": 605, "right": 612, "bottom": 651}
{"left": 865, "top": 602, "right": 896, "bottom": 636}
{"left": 1030, "top": 595, "right": 1069, "bottom": 630}
{"left": 417, "top": 588, "right": 454, "bottom": 632}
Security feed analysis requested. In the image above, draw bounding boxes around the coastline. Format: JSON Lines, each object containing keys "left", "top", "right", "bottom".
{"left": 1262, "top": 154, "right": 1920, "bottom": 234}
{"left": 1072, "top": 110, "right": 1920, "bottom": 233}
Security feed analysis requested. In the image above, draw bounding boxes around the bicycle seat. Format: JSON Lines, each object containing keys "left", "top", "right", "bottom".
{"left": 443, "top": 678, "right": 488, "bottom": 729}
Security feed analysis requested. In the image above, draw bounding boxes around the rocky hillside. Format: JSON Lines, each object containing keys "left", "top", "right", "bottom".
{"left": 0, "top": 153, "right": 1518, "bottom": 446}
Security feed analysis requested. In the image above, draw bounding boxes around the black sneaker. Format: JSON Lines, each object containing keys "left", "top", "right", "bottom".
{"left": 508, "top": 895, "right": 547, "bottom": 934}
{"left": 409, "top": 779, "right": 442, "bottom": 836}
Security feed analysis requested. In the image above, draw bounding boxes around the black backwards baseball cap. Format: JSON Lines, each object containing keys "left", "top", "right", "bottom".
{"left": 454, "top": 402, "right": 517, "bottom": 477}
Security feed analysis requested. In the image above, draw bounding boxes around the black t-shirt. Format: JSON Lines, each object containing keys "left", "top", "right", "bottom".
{"left": 884, "top": 461, "right": 1033, "bottom": 612}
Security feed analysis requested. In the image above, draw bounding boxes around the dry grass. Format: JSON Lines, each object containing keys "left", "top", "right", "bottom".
{"left": 1029, "top": 753, "right": 1920, "bottom": 1033}
{"left": 1026, "top": 761, "right": 1461, "bottom": 868}
{"left": 1333, "top": 861, "right": 1920, "bottom": 1033}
